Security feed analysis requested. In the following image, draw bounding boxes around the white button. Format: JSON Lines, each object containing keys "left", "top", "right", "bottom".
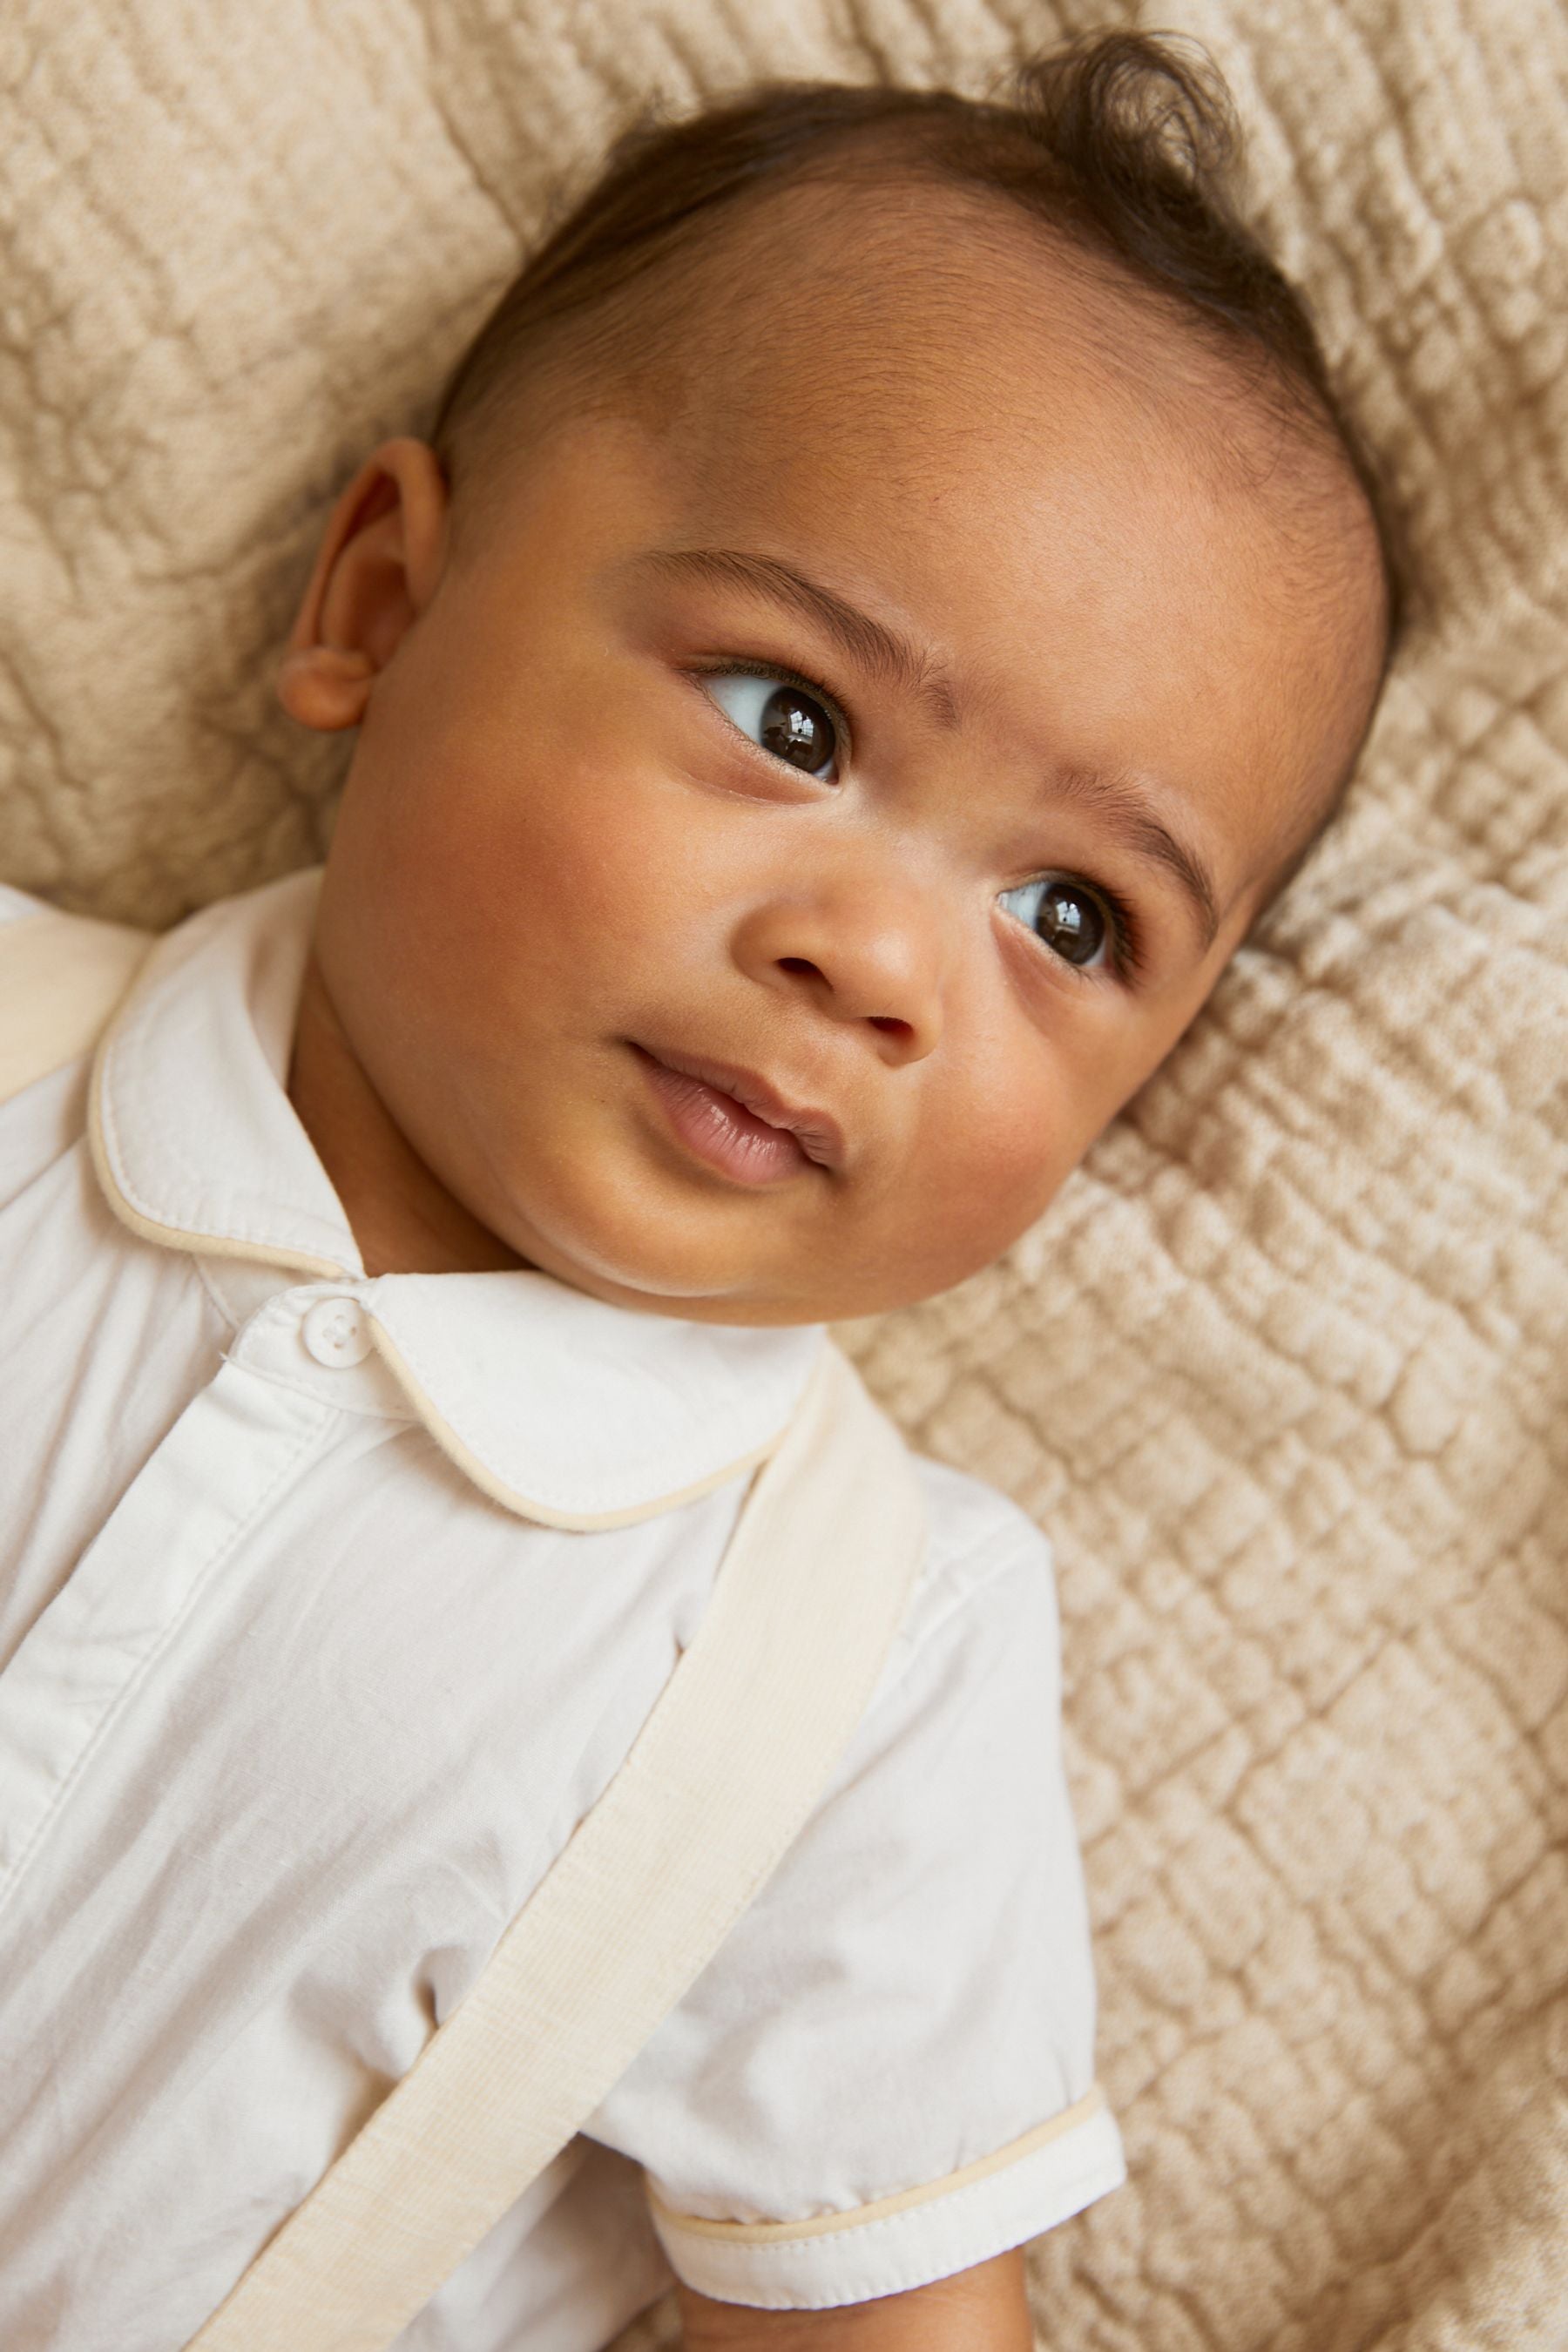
{"left": 301, "top": 1294, "right": 372, "bottom": 1369}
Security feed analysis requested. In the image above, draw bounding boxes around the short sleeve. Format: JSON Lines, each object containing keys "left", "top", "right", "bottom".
{"left": 585, "top": 1456, "right": 1126, "bottom": 2311}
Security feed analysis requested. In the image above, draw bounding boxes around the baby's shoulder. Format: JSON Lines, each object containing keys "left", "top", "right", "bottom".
{"left": 875, "top": 1446, "right": 1062, "bottom": 1696}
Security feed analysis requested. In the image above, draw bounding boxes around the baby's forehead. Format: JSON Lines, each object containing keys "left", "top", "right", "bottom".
{"left": 639, "top": 170, "right": 1188, "bottom": 438}
{"left": 643, "top": 182, "right": 1376, "bottom": 650}
{"left": 633, "top": 172, "right": 1364, "bottom": 565}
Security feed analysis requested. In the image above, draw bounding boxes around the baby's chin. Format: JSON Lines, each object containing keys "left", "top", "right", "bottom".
{"left": 489, "top": 1190, "right": 997, "bottom": 1327}
{"left": 479, "top": 1157, "right": 843, "bottom": 1327}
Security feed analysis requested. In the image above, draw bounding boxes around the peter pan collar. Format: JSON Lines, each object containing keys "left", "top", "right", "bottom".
{"left": 89, "top": 868, "right": 825, "bottom": 1530}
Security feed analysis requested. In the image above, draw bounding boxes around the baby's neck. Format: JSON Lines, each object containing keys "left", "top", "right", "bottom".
{"left": 287, "top": 954, "right": 528, "bottom": 1279}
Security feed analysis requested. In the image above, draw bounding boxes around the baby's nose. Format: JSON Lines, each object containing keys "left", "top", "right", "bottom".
{"left": 731, "top": 876, "right": 944, "bottom": 1060}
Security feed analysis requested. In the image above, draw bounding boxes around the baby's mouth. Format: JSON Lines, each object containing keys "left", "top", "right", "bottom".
{"left": 626, "top": 1042, "right": 843, "bottom": 1188}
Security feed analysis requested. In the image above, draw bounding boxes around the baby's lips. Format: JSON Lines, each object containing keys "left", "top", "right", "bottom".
{"left": 632, "top": 1040, "right": 847, "bottom": 1170}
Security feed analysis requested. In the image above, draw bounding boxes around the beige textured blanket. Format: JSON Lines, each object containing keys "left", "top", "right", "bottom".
{"left": 3, "top": 3, "right": 1565, "bottom": 2347}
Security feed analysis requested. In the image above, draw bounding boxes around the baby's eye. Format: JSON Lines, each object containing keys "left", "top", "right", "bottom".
{"left": 700, "top": 671, "right": 840, "bottom": 778}
{"left": 997, "top": 875, "right": 1113, "bottom": 970}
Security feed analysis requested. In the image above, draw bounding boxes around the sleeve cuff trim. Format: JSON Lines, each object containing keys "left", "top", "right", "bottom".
{"left": 647, "top": 2080, "right": 1109, "bottom": 2247}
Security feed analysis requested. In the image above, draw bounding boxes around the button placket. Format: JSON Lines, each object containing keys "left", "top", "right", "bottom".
{"left": 0, "top": 1358, "right": 333, "bottom": 1922}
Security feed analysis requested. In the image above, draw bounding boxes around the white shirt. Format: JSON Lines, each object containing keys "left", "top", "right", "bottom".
{"left": 0, "top": 869, "right": 1125, "bottom": 2349}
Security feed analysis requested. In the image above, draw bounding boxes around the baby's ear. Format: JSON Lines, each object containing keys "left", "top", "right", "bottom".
{"left": 277, "top": 437, "right": 449, "bottom": 732}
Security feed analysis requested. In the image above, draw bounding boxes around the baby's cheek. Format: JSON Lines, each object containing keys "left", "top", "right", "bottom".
{"left": 890, "top": 1096, "right": 1073, "bottom": 1291}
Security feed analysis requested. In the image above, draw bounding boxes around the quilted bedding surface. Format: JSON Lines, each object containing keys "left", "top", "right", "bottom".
{"left": 3, "top": 3, "right": 1565, "bottom": 2347}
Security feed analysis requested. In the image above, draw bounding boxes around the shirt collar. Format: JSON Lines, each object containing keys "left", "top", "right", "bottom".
{"left": 89, "top": 868, "right": 825, "bottom": 1530}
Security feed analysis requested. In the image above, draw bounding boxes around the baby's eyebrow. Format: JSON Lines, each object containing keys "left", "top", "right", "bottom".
{"left": 634, "top": 546, "right": 961, "bottom": 729}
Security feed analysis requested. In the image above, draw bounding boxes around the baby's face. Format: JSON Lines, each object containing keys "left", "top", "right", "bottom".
{"left": 294, "top": 186, "right": 1383, "bottom": 1324}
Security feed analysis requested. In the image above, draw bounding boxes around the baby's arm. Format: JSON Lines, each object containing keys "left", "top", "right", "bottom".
{"left": 677, "top": 2248, "right": 1034, "bottom": 2349}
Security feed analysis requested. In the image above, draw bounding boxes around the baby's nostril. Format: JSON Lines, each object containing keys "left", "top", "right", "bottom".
{"left": 775, "top": 959, "right": 913, "bottom": 1038}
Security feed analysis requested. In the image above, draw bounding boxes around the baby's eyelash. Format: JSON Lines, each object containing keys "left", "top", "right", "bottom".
{"left": 1086, "top": 877, "right": 1146, "bottom": 981}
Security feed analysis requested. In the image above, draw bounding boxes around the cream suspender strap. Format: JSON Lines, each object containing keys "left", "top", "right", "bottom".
{"left": 0, "top": 904, "right": 153, "bottom": 1098}
{"left": 188, "top": 1339, "right": 926, "bottom": 2352}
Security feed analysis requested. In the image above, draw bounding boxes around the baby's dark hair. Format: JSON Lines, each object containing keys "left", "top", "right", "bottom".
{"left": 433, "top": 30, "right": 1413, "bottom": 908}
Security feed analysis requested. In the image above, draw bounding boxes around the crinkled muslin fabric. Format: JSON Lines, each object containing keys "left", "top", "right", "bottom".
{"left": 2, "top": 4, "right": 1565, "bottom": 2349}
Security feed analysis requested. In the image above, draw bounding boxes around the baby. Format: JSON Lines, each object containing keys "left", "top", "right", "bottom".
{"left": 0, "top": 28, "right": 1400, "bottom": 2352}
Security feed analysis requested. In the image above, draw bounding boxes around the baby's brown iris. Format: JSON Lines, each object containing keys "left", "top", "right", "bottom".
{"left": 759, "top": 686, "right": 836, "bottom": 773}
{"left": 1034, "top": 884, "right": 1105, "bottom": 964}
